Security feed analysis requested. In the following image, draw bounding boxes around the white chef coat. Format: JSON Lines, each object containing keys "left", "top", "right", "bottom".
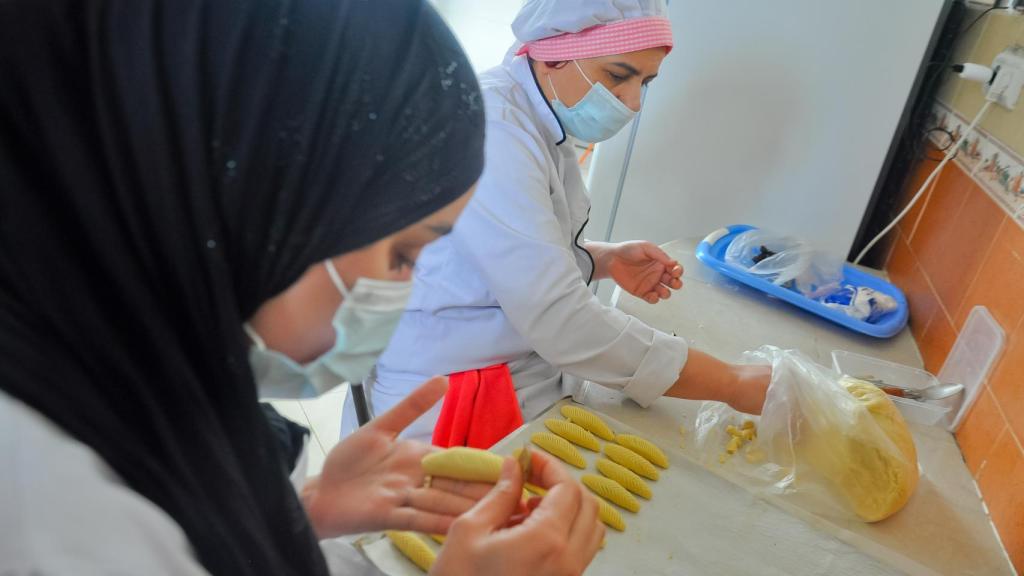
{"left": 373, "top": 55, "right": 688, "bottom": 441}
{"left": 0, "top": 387, "right": 380, "bottom": 576}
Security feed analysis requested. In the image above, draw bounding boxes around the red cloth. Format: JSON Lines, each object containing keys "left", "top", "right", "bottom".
{"left": 432, "top": 363, "right": 523, "bottom": 449}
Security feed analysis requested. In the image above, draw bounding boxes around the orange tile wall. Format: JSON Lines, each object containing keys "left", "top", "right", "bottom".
{"left": 885, "top": 156, "right": 1024, "bottom": 570}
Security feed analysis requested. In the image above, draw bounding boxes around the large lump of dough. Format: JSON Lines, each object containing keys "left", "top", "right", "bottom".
{"left": 805, "top": 377, "right": 919, "bottom": 522}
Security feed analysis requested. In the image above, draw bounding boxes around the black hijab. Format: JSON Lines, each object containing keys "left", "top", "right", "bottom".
{"left": 0, "top": 0, "right": 483, "bottom": 574}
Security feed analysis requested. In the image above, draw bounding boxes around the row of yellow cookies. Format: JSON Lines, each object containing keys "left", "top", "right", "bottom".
{"left": 531, "top": 405, "right": 669, "bottom": 532}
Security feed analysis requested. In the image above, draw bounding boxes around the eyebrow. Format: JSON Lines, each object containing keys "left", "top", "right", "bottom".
{"left": 608, "top": 61, "right": 657, "bottom": 82}
{"left": 427, "top": 224, "right": 453, "bottom": 237}
{"left": 609, "top": 62, "right": 640, "bottom": 76}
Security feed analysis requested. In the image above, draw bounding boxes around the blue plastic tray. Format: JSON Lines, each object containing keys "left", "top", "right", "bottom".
{"left": 695, "top": 225, "right": 909, "bottom": 338}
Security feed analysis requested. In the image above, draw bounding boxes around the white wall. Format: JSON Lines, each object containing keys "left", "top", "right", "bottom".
{"left": 429, "top": 0, "right": 522, "bottom": 73}
{"left": 588, "top": 0, "right": 947, "bottom": 260}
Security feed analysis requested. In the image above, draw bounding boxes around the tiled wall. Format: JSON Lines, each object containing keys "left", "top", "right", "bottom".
{"left": 884, "top": 9, "right": 1024, "bottom": 571}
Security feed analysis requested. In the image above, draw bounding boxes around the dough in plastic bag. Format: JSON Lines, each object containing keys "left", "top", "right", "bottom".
{"left": 801, "top": 376, "right": 918, "bottom": 521}
{"left": 690, "top": 346, "right": 919, "bottom": 522}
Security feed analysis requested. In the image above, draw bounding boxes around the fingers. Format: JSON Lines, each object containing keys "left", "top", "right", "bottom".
{"left": 660, "top": 271, "right": 683, "bottom": 290}
{"left": 567, "top": 492, "right": 604, "bottom": 563}
{"left": 405, "top": 487, "right": 480, "bottom": 518}
{"left": 364, "top": 376, "right": 448, "bottom": 437}
{"left": 525, "top": 450, "right": 575, "bottom": 490}
{"left": 387, "top": 507, "right": 456, "bottom": 536}
{"left": 583, "top": 511, "right": 606, "bottom": 564}
{"left": 452, "top": 458, "right": 524, "bottom": 533}
{"left": 642, "top": 286, "right": 667, "bottom": 303}
{"left": 429, "top": 477, "right": 495, "bottom": 502}
{"left": 516, "top": 451, "right": 581, "bottom": 537}
{"left": 517, "top": 473, "right": 581, "bottom": 539}
{"left": 660, "top": 262, "right": 683, "bottom": 288}
{"left": 641, "top": 242, "right": 676, "bottom": 267}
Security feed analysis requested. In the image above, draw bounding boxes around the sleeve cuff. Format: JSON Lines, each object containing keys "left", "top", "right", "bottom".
{"left": 621, "top": 331, "right": 688, "bottom": 408}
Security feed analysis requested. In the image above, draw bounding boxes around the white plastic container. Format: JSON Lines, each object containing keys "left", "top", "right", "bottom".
{"left": 831, "top": 350, "right": 952, "bottom": 426}
{"left": 939, "top": 306, "right": 1005, "bottom": 431}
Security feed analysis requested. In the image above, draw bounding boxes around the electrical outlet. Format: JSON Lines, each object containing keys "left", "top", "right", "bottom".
{"left": 986, "top": 47, "right": 1024, "bottom": 109}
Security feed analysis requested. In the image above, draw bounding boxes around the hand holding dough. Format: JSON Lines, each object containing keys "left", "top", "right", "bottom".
{"left": 421, "top": 447, "right": 505, "bottom": 483}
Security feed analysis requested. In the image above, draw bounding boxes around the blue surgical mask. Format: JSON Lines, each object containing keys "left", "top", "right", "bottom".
{"left": 245, "top": 260, "right": 411, "bottom": 398}
{"left": 548, "top": 60, "right": 637, "bottom": 143}
{"left": 319, "top": 260, "right": 411, "bottom": 385}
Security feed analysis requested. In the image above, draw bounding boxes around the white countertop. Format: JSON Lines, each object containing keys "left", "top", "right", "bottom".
{"left": 580, "top": 239, "right": 1014, "bottom": 576}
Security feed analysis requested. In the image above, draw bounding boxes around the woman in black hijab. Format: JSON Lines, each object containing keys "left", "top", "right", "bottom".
{"left": 0, "top": 0, "right": 603, "bottom": 574}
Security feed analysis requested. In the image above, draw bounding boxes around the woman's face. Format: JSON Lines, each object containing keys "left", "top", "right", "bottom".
{"left": 534, "top": 47, "right": 667, "bottom": 113}
{"left": 247, "top": 186, "right": 475, "bottom": 363}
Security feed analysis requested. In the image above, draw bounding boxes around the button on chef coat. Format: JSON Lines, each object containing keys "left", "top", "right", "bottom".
{"left": 373, "top": 55, "right": 688, "bottom": 439}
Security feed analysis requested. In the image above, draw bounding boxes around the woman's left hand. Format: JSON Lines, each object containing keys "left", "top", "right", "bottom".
{"left": 602, "top": 241, "right": 683, "bottom": 303}
{"left": 301, "top": 377, "right": 493, "bottom": 539}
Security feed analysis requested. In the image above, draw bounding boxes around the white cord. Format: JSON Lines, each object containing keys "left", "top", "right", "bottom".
{"left": 854, "top": 99, "right": 995, "bottom": 265}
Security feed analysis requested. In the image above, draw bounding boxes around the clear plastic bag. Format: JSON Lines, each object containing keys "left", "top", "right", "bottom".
{"left": 689, "top": 346, "right": 919, "bottom": 523}
{"left": 723, "top": 229, "right": 844, "bottom": 298}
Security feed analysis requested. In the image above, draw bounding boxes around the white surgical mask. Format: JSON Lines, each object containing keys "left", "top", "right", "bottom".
{"left": 245, "top": 260, "right": 412, "bottom": 398}
{"left": 548, "top": 60, "right": 637, "bottom": 143}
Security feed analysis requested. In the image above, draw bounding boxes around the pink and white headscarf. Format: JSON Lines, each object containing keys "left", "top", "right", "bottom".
{"left": 511, "top": 0, "right": 673, "bottom": 62}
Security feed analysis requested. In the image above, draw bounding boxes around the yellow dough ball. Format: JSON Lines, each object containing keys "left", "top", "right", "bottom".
{"left": 805, "top": 377, "right": 919, "bottom": 522}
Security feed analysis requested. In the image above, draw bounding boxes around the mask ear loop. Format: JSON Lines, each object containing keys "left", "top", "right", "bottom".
{"left": 572, "top": 60, "right": 595, "bottom": 86}
{"left": 548, "top": 60, "right": 595, "bottom": 102}
{"left": 324, "top": 259, "right": 352, "bottom": 300}
{"left": 244, "top": 260, "right": 348, "bottom": 355}
{"left": 547, "top": 74, "right": 561, "bottom": 102}
{"left": 242, "top": 323, "right": 267, "bottom": 351}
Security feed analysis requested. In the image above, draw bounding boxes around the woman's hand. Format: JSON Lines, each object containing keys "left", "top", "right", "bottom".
{"left": 588, "top": 240, "right": 683, "bottom": 304}
{"left": 301, "top": 377, "right": 492, "bottom": 538}
{"left": 431, "top": 452, "right": 605, "bottom": 576}
{"left": 727, "top": 364, "right": 771, "bottom": 416}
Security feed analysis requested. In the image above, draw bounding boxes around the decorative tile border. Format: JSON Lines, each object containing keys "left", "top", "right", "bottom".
{"left": 928, "top": 99, "right": 1024, "bottom": 225}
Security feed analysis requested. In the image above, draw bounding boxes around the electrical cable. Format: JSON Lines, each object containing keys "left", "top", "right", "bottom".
{"left": 854, "top": 99, "right": 995, "bottom": 265}
{"left": 910, "top": 1, "right": 1005, "bottom": 159}
{"left": 962, "top": 2, "right": 1007, "bottom": 35}
{"left": 856, "top": 2, "right": 1006, "bottom": 264}
{"left": 923, "top": 127, "right": 959, "bottom": 161}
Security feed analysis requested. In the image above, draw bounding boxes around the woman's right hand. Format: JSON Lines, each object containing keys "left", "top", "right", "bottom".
{"left": 430, "top": 451, "right": 604, "bottom": 576}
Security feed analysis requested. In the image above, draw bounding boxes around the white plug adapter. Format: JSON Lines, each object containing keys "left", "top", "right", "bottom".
{"left": 985, "top": 47, "right": 1024, "bottom": 109}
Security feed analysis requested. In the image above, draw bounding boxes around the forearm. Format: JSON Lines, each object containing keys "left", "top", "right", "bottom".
{"left": 582, "top": 241, "right": 614, "bottom": 280}
{"left": 663, "top": 349, "right": 770, "bottom": 414}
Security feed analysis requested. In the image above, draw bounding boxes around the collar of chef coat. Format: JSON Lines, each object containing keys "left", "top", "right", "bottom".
{"left": 509, "top": 55, "right": 567, "bottom": 146}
